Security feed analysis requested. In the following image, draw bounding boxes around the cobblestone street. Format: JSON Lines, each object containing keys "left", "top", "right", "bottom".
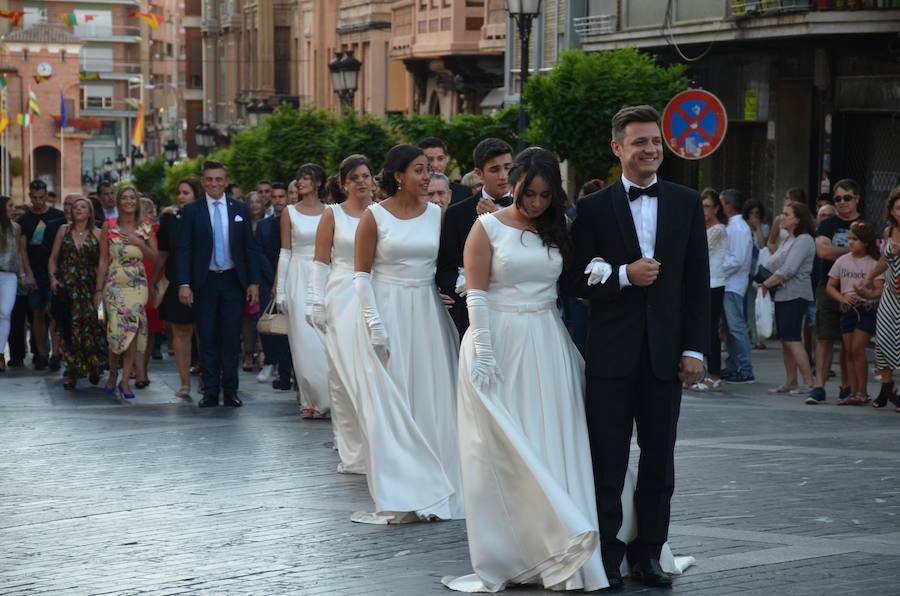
{"left": 2, "top": 343, "right": 900, "bottom": 595}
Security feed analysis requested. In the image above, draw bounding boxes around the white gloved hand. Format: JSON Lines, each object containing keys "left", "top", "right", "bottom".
{"left": 454, "top": 267, "right": 467, "bottom": 298}
{"left": 353, "top": 272, "right": 390, "bottom": 365}
{"left": 584, "top": 257, "right": 613, "bottom": 286}
{"left": 275, "top": 248, "right": 291, "bottom": 312}
{"left": 305, "top": 261, "right": 330, "bottom": 333}
{"left": 466, "top": 289, "right": 502, "bottom": 391}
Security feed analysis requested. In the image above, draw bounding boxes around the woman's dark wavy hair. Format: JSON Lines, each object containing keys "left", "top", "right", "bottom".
{"left": 325, "top": 155, "right": 372, "bottom": 204}
{"left": 508, "top": 147, "right": 573, "bottom": 265}
{"left": 176, "top": 177, "right": 203, "bottom": 203}
{"left": 0, "top": 195, "right": 13, "bottom": 249}
{"left": 378, "top": 144, "right": 424, "bottom": 196}
{"left": 296, "top": 163, "right": 328, "bottom": 200}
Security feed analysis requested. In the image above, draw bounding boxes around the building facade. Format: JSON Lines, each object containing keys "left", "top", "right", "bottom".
{"left": 573, "top": 0, "right": 900, "bottom": 219}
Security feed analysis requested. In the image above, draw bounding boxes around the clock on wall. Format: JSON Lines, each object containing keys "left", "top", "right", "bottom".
{"left": 37, "top": 62, "right": 53, "bottom": 77}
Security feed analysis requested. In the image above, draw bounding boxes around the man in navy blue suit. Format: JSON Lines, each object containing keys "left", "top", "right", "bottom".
{"left": 176, "top": 161, "right": 261, "bottom": 408}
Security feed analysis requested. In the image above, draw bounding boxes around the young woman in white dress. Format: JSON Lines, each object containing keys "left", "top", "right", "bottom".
{"left": 276, "top": 165, "right": 330, "bottom": 418}
{"left": 306, "top": 155, "right": 373, "bottom": 474}
{"left": 443, "top": 148, "right": 691, "bottom": 593}
{"left": 351, "top": 144, "right": 463, "bottom": 523}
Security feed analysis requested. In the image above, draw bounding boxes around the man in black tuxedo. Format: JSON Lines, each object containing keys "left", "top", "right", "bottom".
{"left": 436, "top": 138, "right": 513, "bottom": 337}
{"left": 566, "top": 106, "right": 709, "bottom": 589}
{"left": 418, "top": 136, "right": 474, "bottom": 206}
{"left": 176, "top": 160, "right": 261, "bottom": 408}
{"left": 255, "top": 182, "right": 293, "bottom": 390}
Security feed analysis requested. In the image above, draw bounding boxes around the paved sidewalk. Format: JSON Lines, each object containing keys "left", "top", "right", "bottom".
{"left": 1, "top": 341, "right": 899, "bottom": 595}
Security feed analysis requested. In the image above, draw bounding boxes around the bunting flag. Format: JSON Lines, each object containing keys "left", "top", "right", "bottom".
{"left": 0, "top": 117, "right": 9, "bottom": 134}
{"left": 58, "top": 90, "right": 67, "bottom": 127}
{"left": 0, "top": 10, "right": 24, "bottom": 27}
{"left": 28, "top": 90, "right": 41, "bottom": 116}
{"left": 0, "top": 75, "right": 6, "bottom": 88}
{"left": 124, "top": 97, "right": 140, "bottom": 110}
{"left": 33, "top": 75, "right": 51, "bottom": 84}
{"left": 129, "top": 12, "right": 164, "bottom": 28}
{"left": 17, "top": 113, "right": 32, "bottom": 128}
{"left": 60, "top": 13, "right": 95, "bottom": 26}
{"left": 132, "top": 100, "right": 145, "bottom": 146}
{"left": 78, "top": 72, "right": 101, "bottom": 81}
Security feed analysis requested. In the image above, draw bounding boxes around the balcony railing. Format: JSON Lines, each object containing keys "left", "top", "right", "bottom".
{"left": 573, "top": 14, "right": 617, "bottom": 36}
{"left": 733, "top": 0, "right": 900, "bottom": 17}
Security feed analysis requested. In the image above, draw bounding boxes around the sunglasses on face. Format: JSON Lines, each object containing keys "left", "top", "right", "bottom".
{"left": 833, "top": 194, "right": 856, "bottom": 203}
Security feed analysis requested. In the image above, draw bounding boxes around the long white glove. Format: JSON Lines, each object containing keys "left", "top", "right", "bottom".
{"left": 584, "top": 257, "right": 613, "bottom": 286}
{"left": 454, "top": 267, "right": 467, "bottom": 298}
{"left": 466, "top": 289, "right": 502, "bottom": 391}
{"left": 353, "top": 272, "right": 390, "bottom": 364}
{"left": 275, "top": 248, "right": 291, "bottom": 312}
{"left": 306, "top": 261, "right": 330, "bottom": 333}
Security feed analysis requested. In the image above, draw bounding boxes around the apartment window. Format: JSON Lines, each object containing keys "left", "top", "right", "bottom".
{"left": 166, "top": 43, "right": 174, "bottom": 57}
{"left": 80, "top": 85, "right": 114, "bottom": 110}
{"left": 274, "top": 26, "right": 292, "bottom": 95}
{"left": 185, "top": 0, "right": 202, "bottom": 17}
{"left": 676, "top": 0, "right": 724, "bottom": 21}
{"left": 587, "top": 0, "right": 617, "bottom": 16}
{"left": 80, "top": 46, "right": 114, "bottom": 72}
{"left": 74, "top": 10, "right": 113, "bottom": 37}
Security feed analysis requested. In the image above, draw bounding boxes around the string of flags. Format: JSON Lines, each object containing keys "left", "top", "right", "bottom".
{"left": 0, "top": 10, "right": 24, "bottom": 27}
{"left": 59, "top": 13, "right": 95, "bottom": 26}
{"left": 129, "top": 12, "right": 165, "bottom": 29}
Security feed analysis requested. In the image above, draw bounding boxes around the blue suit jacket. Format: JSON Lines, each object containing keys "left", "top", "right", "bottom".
{"left": 175, "top": 196, "right": 261, "bottom": 290}
{"left": 255, "top": 214, "right": 281, "bottom": 289}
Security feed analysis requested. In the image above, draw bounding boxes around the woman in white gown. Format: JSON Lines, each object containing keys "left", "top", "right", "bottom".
{"left": 306, "top": 155, "right": 373, "bottom": 474}
{"left": 276, "top": 166, "right": 330, "bottom": 418}
{"left": 351, "top": 144, "right": 463, "bottom": 523}
{"left": 443, "top": 149, "right": 691, "bottom": 593}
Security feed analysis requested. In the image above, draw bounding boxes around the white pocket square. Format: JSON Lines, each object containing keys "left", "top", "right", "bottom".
{"left": 234, "top": 215, "right": 244, "bottom": 222}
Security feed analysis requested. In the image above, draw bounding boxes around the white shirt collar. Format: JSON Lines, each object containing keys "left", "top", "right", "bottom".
{"left": 621, "top": 174, "right": 658, "bottom": 193}
{"left": 481, "top": 187, "right": 512, "bottom": 202}
{"left": 206, "top": 193, "right": 226, "bottom": 205}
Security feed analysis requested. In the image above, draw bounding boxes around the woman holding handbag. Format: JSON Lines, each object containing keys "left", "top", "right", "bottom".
{"left": 759, "top": 201, "right": 817, "bottom": 395}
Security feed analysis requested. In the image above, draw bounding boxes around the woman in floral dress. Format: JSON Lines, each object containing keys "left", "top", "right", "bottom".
{"left": 48, "top": 197, "right": 107, "bottom": 389}
{"left": 94, "top": 187, "right": 158, "bottom": 399}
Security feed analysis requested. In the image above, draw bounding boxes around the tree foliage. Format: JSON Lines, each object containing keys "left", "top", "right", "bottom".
{"left": 524, "top": 47, "right": 689, "bottom": 181}
{"left": 130, "top": 156, "right": 166, "bottom": 202}
{"left": 162, "top": 155, "right": 204, "bottom": 202}
{"left": 328, "top": 110, "right": 397, "bottom": 173}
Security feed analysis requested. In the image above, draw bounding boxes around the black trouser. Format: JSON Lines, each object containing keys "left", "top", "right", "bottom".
{"left": 708, "top": 286, "right": 725, "bottom": 376}
{"left": 195, "top": 271, "right": 243, "bottom": 398}
{"left": 9, "top": 294, "right": 28, "bottom": 362}
{"left": 260, "top": 332, "right": 292, "bottom": 381}
{"left": 585, "top": 338, "right": 681, "bottom": 570}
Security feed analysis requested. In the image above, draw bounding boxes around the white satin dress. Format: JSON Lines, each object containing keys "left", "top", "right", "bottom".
{"left": 285, "top": 206, "right": 330, "bottom": 416}
{"left": 443, "top": 213, "right": 693, "bottom": 593}
{"left": 351, "top": 201, "right": 464, "bottom": 523}
{"left": 318, "top": 204, "right": 366, "bottom": 473}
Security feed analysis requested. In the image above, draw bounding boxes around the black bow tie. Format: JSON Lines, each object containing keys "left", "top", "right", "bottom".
{"left": 628, "top": 183, "right": 658, "bottom": 202}
{"left": 492, "top": 195, "right": 512, "bottom": 207}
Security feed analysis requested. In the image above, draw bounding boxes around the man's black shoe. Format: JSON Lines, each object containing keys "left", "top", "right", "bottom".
{"left": 198, "top": 395, "right": 219, "bottom": 408}
{"left": 224, "top": 394, "right": 243, "bottom": 408}
{"left": 604, "top": 569, "right": 624, "bottom": 590}
{"left": 33, "top": 355, "right": 48, "bottom": 371}
{"left": 272, "top": 378, "right": 292, "bottom": 391}
{"left": 8, "top": 359, "right": 24, "bottom": 367}
{"left": 49, "top": 355, "right": 61, "bottom": 371}
{"left": 630, "top": 559, "right": 672, "bottom": 588}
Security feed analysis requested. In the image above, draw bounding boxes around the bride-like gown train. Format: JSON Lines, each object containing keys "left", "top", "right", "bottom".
{"left": 351, "top": 202, "right": 464, "bottom": 522}
{"left": 443, "top": 213, "right": 693, "bottom": 593}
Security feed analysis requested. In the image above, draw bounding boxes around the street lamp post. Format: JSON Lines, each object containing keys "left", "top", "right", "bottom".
{"left": 163, "top": 138, "right": 179, "bottom": 166}
{"left": 246, "top": 100, "right": 261, "bottom": 127}
{"left": 328, "top": 51, "right": 361, "bottom": 108}
{"left": 102, "top": 157, "right": 114, "bottom": 182}
{"left": 194, "top": 122, "right": 215, "bottom": 156}
{"left": 131, "top": 145, "right": 145, "bottom": 170}
{"left": 507, "top": 0, "right": 542, "bottom": 151}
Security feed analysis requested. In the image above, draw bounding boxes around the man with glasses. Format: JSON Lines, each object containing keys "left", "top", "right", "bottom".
{"left": 805, "top": 178, "right": 863, "bottom": 404}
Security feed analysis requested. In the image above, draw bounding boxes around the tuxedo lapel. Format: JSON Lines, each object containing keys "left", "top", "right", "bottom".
{"left": 654, "top": 180, "right": 673, "bottom": 264}
{"left": 611, "top": 180, "right": 642, "bottom": 263}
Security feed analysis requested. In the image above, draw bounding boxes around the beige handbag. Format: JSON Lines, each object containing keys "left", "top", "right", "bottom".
{"left": 257, "top": 298, "right": 288, "bottom": 335}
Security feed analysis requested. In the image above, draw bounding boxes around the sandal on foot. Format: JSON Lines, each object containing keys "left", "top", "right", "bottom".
{"left": 838, "top": 393, "right": 869, "bottom": 406}
{"left": 768, "top": 384, "right": 796, "bottom": 395}
{"left": 176, "top": 385, "right": 191, "bottom": 398}
{"left": 873, "top": 382, "right": 896, "bottom": 408}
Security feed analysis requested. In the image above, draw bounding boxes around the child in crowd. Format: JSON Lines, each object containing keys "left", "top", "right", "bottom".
{"left": 827, "top": 221, "right": 884, "bottom": 405}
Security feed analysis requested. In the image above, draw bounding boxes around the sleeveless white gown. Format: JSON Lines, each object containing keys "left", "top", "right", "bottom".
{"left": 318, "top": 204, "right": 367, "bottom": 474}
{"left": 350, "top": 201, "right": 464, "bottom": 523}
{"left": 285, "top": 207, "right": 330, "bottom": 416}
{"left": 443, "top": 213, "right": 693, "bottom": 593}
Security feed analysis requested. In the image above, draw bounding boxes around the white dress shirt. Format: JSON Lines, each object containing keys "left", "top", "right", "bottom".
{"left": 615, "top": 174, "right": 703, "bottom": 363}
{"left": 102, "top": 206, "right": 118, "bottom": 220}
{"left": 206, "top": 194, "right": 234, "bottom": 271}
{"left": 722, "top": 214, "right": 753, "bottom": 296}
{"left": 482, "top": 187, "right": 512, "bottom": 203}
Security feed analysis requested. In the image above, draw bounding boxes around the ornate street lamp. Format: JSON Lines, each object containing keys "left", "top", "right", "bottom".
{"left": 329, "top": 50, "right": 361, "bottom": 107}
{"left": 507, "top": 0, "right": 542, "bottom": 150}
{"left": 114, "top": 153, "right": 127, "bottom": 172}
{"left": 102, "top": 157, "right": 114, "bottom": 180}
{"left": 257, "top": 98, "right": 274, "bottom": 118}
{"left": 195, "top": 122, "right": 215, "bottom": 155}
{"left": 247, "top": 99, "right": 261, "bottom": 127}
{"left": 131, "top": 145, "right": 145, "bottom": 168}
{"left": 163, "top": 138, "right": 179, "bottom": 166}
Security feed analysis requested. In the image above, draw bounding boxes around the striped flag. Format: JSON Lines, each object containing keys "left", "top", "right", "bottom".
{"left": 59, "top": 13, "right": 95, "bottom": 26}
{"left": 78, "top": 72, "right": 101, "bottom": 81}
{"left": 59, "top": 90, "right": 67, "bottom": 127}
{"left": 0, "top": 117, "right": 8, "bottom": 134}
{"left": 28, "top": 90, "right": 40, "bottom": 116}
{"left": 17, "top": 113, "right": 32, "bottom": 128}
{"left": 124, "top": 97, "right": 140, "bottom": 110}
{"left": 129, "top": 12, "right": 164, "bottom": 28}
{"left": 0, "top": 10, "right": 24, "bottom": 27}
{"left": 132, "top": 100, "right": 145, "bottom": 146}
{"left": 33, "top": 75, "right": 51, "bottom": 84}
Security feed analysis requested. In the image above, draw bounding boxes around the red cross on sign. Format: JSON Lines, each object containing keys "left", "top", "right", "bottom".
{"left": 662, "top": 89, "right": 728, "bottom": 160}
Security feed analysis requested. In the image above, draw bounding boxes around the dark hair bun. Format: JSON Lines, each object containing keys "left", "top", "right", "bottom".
{"left": 325, "top": 175, "right": 346, "bottom": 204}
{"left": 379, "top": 144, "right": 424, "bottom": 197}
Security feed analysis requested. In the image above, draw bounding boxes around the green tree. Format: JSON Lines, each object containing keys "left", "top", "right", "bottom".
{"left": 328, "top": 110, "right": 397, "bottom": 173}
{"left": 265, "top": 104, "right": 333, "bottom": 183}
{"left": 131, "top": 156, "right": 166, "bottom": 202}
{"left": 525, "top": 47, "right": 688, "bottom": 182}
{"left": 162, "top": 155, "right": 204, "bottom": 202}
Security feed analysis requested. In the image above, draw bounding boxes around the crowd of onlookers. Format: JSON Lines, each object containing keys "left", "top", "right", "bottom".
{"left": 1, "top": 153, "right": 898, "bottom": 414}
